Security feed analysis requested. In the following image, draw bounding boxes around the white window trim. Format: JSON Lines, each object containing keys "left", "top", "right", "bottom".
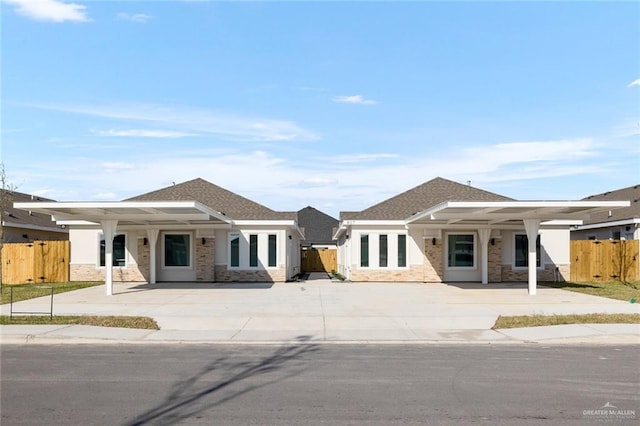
{"left": 162, "top": 232, "right": 194, "bottom": 270}
{"left": 97, "top": 232, "right": 127, "bottom": 269}
{"left": 512, "top": 233, "right": 544, "bottom": 270}
{"left": 446, "top": 232, "right": 477, "bottom": 270}
{"left": 228, "top": 232, "right": 241, "bottom": 269}
{"left": 359, "top": 233, "right": 370, "bottom": 268}
{"left": 267, "top": 234, "right": 278, "bottom": 269}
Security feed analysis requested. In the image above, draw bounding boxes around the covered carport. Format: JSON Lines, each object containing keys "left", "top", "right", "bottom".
{"left": 406, "top": 200, "right": 629, "bottom": 295}
{"left": 13, "top": 201, "right": 233, "bottom": 295}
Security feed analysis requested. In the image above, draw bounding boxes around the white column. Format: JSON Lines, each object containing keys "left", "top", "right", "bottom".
{"left": 523, "top": 219, "right": 541, "bottom": 295}
{"left": 146, "top": 229, "right": 159, "bottom": 284}
{"left": 101, "top": 220, "right": 118, "bottom": 296}
{"left": 478, "top": 229, "right": 491, "bottom": 285}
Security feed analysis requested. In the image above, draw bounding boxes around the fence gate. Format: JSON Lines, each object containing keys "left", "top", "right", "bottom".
{"left": 1, "top": 240, "right": 70, "bottom": 284}
{"left": 301, "top": 248, "right": 337, "bottom": 273}
{"left": 570, "top": 240, "right": 639, "bottom": 282}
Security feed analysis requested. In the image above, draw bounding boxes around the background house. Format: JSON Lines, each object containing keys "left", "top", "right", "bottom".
{"left": 571, "top": 184, "right": 640, "bottom": 240}
{"left": 297, "top": 206, "right": 338, "bottom": 273}
{"left": 1, "top": 189, "right": 68, "bottom": 242}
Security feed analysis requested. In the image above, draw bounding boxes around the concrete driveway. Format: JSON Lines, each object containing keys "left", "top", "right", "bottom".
{"left": 2, "top": 276, "right": 638, "bottom": 343}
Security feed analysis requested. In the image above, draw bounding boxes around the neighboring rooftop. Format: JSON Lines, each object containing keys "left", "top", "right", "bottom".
{"left": 127, "top": 178, "right": 296, "bottom": 221}
{"left": 297, "top": 206, "right": 338, "bottom": 245}
{"left": 2, "top": 190, "right": 67, "bottom": 231}
{"left": 581, "top": 184, "right": 640, "bottom": 225}
{"left": 343, "top": 177, "right": 513, "bottom": 220}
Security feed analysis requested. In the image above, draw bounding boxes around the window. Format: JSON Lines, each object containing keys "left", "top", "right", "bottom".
{"left": 268, "top": 234, "right": 277, "bottom": 267}
{"left": 164, "top": 234, "right": 190, "bottom": 267}
{"left": 360, "top": 234, "right": 369, "bottom": 267}
{"left": 448, "top": 234, "right": 475, "bottom": 268}
{"left": 398, "top": 234, "right": 407, "bottom": 267}
{"left": 249, "top": 234, "right": 258, "bottom": 267}
{"left": 230, "top": 233, "right": 240, "bottom": 267}
{"left": 100, "top": 234, "right": 126, "bottom": 267}
{"left": 379, "top": 235, "right": 388, "bottom": 267}
{"left": 514, "top": 234, "right": 541, "bottom": 267}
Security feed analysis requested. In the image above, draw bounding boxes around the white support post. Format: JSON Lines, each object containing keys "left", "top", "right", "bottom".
{"left": 523, "top": 219, "right": 540, "bottom": 295}
{"left": 101, "top": 220, "right": 118, "bottom": 296}
{"left": 146, "top": 229, "right": 159, "bottom": 284}
{"left": 478, "top": 229, "right": 491, "bottom": 285}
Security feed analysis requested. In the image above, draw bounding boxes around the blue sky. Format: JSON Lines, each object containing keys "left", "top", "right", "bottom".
{"left": 1, "top": 0, "right": 639, "bottom": 219}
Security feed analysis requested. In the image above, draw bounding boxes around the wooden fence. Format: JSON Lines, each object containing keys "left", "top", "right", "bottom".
{"left": 1, "top": 240, "right": 70, "bottom": 284}
{"left": 570, "top": 240, "right": 639, "bottom": 283}
{"left": 301, "top": 248, "right": 337, "bottom": 273}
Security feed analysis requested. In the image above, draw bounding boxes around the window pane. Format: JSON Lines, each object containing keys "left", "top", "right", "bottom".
{"left": 515, "top": 235, "right": 540, "bottom": 267}
{"left": 360, "top": 235, "right": 369, "bottom": 267}
{"left": 448, "top": 234, "right": 474, "bottom": 267}
{"left": 165, "top": 234, "right": 190, "bottom": 267}
{"left": 379, "top": 235, "right": 388, "bottom": 267}
{"left": 230, "top": 234, "right": 240, "bottom": 267}
{"left": 100, "top": 234, "right": 126, "bottom": 267}
{"left": 268, "top": 235, "right": 277, "bottom": 267}
{"left": 398, "top": 235, "right": 407, "bottom": 267}
{"left": 249, "top": 234, "right": 258, "bottom": 267}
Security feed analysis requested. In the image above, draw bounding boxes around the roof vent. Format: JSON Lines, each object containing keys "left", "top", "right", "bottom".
{"left": 467, "top": 180, "right": 471, "bottom": 186}
{"left": 608, "top": 210, "right": 612, "bottom": 217}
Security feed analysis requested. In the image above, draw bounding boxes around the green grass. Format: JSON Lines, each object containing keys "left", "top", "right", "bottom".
{"left": 0, "top": 315, "right": 159, "bottom": 329}
{"left": 493, "top": 313, "right": 640, "bottom": 329}
{"left": 0, "top": 282, "right": 103, "bottom": 305}
{"left": 540, "top": 280, "right": 640, "bottom": 302}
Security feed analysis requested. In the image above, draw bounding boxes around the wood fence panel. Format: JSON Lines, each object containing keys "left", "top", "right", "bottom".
{"left": 1, "top": 240, "right": 70, "bottom": 284}
{"left": 570, "top": 240, "right": 639, "bottom": 282}
{"left": 301, "top": 248, "right": 337, "bottom": 273}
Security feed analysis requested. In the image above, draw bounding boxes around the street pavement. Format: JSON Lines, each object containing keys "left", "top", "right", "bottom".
{"left": 1, "top": 274, "right": 638, "bottom": 345}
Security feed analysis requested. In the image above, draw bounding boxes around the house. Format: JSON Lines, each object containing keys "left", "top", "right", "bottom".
{"left": 571, "top": 184, "right": 640, "bottom": 240}
{"left": 297, "top": 206, "right": 338, "bottom": 248}
{"left": 14, "top": 178, "right": 304, "bottom": 294}
{"left": 1, "top": 189, "right": 68, "bottom": 243}
{"left": 333, "top": 177, "right": 629, "bottom": 294}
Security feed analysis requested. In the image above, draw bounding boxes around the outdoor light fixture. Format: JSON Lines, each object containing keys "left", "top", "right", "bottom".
{"left": 143, "top": 237, "right": 148, "bottom": 246}
{"left": 202, "top": 237, "right": 206, "bottom": 245}
{"left": 491, "top": 238, "right": 495, "bottom": 246}
{"left": 288, "top": 235, "right": 292, "bottom": 240}
{"left": 432, "top": 237, "right": 437, "bottom": 245}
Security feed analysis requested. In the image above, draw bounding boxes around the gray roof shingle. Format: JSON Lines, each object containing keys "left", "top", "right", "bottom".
{"left": 126, "top": 178, "right": 295, "bottom": 220}
{"left": 581, "top": 184, "right": 640, "bottom": 225}
{"left": 343, "top": 177, "right": 513, "bottom": 220}
{"left": 297, "top": 206, "right": 338, "bottom": 244}
{"left": 3, "top": 190, "right": 67, "bottom": 231}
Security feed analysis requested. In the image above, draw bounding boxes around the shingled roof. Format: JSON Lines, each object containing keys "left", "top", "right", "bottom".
{"left": 126, "top": 178, "right": 296, "bottom": 221}
{"left": 581, "top": 184, "right": 640, "bottom": 225}
{"left": 344, "top": 177, "right": 513, "bottom": 220}
{"left": 297, "top": 206, "right": 338, "bottom": 245}
{"left": 3, "top": 190, "right": 67, "bottom": 231}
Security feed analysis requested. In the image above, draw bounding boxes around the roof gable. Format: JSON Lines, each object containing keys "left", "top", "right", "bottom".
{"left": 2, "top": 190, "right": 67, "bottom": 231}
{"left": 347, "top": 177, "right": 513, "bottom": 220}
{"left": 581, "top": 184, "right": 640, "bottom": 224}
{"left": 126, "top": 178, "right": 294, "bottom": 220}
{"left": 297, "top": 206, "right": 338, "bottom": 243}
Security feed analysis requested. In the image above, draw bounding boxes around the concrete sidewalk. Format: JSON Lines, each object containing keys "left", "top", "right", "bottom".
{"left": 2, "top": 278, "right": 638, "bottom": 345}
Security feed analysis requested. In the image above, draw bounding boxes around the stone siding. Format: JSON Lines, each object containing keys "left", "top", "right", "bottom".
{"left": 196, "top": 237, "right": 215, "bottom": 282}
{"left": 488, "top": 239, "right": 503, "bottom": 282}
{"left": 349, "top": 265, "right": 425, "bottom": 282}
{"left": 70, "top": 263, "right": 146, "bottom": 282}
{"left": 215, "top": 265, "right": 286, "bottom": 282}
{"left": 424, "top": 239, "right": 444, "bottom": 282}
{"left": 501, "top": 264, "right": 569, "bottom": 282}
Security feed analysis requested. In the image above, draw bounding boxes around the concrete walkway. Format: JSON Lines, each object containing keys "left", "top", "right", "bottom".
{"left": 2, "top": 277, "right": 639, "bottom": 345}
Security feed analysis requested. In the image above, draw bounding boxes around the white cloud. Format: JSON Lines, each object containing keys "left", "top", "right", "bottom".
{"left": 628, "top": 78, "right": 640, "bottom": 87}
{"left": 117, "top": 12, "right": 152, "bottom": 23}
{"left": 333, "top": 95, "right": 378, "bottom": 105}
{"left": 3, "top": 0, "right": 90, "bottom": 23}
{"left": 33, "top": 102, "right": 319, "bottom": 142}
{"left": 93, "top": 129, "right": 196, "bottom": 138}
{"left": 331, "top": 153, "right": 399, "bottom": 163}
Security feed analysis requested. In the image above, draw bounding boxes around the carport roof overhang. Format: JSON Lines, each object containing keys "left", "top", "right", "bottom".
{"left": 13, "top": 201, "right": 234, "bottom": 227}
{"left": 405, "top": 201, "right": 631, "bottom": 226}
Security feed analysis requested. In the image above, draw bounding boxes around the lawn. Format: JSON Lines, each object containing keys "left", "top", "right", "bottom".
{"left": 0, "top": 281, "right": 103, "bottom": 305}
{"left": 0, "top": 315, "right": 159, "bottom": 329}
{"left": 493, "top": 313, "right": 640, "bottom": 329}
{"left": 541, "top": 280, "right": 640, "bottom": 302}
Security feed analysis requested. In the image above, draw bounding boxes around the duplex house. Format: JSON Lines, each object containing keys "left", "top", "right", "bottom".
{"left": 1, "top": 189, "right": 68, "bottom": 243}
{"left": 15, "top": 179, "right": 304, "bottom": 294}
{"left": 333, "top": 177, "right": 628, "bottom": 294}
{"left": 571, "top": 184, "right": 640, "bottom": 241}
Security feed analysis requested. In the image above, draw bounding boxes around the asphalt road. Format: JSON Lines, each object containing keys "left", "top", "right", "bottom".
{"left": 1, "top": 343, "right": 638, "bottom": 425}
